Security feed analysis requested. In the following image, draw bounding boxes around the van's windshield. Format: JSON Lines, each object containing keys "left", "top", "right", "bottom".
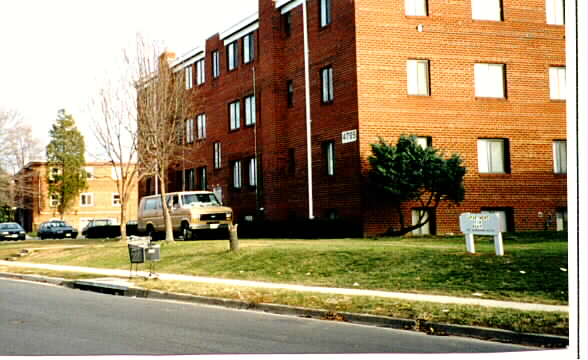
{"left": 181, "top": 193, "right": 220, "bottom": 207}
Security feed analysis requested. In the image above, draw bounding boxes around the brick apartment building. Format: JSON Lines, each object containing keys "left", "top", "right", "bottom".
{"left": 140, "top": 0, "right": 567, "bottom": 237}
{"left": 16, "top": 162, "right": 138, "bottom": 232}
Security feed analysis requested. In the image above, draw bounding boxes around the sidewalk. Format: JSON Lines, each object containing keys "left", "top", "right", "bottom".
{"left": 0, "top": 260, "right": 568, "bottom": 313}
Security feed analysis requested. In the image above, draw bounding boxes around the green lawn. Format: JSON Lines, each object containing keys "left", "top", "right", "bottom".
{"left": 0, "top": 232, "right": 568, "bottom": 305}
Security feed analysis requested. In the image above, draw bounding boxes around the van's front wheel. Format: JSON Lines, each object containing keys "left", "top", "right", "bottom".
{"left": 181, "top": 222, "right": 193, "bottom": 241}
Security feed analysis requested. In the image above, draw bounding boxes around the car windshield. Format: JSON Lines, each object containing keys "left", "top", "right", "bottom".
{"left": 0, "top": 223, "right": 21, "bottom": 230}
{"left": 181, "top": 193, "right": 220, "bottom": 207}
{"left": 48, "top": 221, "right": 67, "bottom": 227}
{"left": 91, "top": 220, "right": 111, "bottom": 226}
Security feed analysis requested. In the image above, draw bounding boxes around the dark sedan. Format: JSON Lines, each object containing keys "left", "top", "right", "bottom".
{"left": 0, "top": 222, "right": 26, "bottom": 241}
{"left": 38, "top": 221, "right": 78, "bottom": 240}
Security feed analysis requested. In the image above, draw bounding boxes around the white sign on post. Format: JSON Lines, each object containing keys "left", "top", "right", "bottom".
{"left": 459, "top": 213, "right": 504, "bottom": 256}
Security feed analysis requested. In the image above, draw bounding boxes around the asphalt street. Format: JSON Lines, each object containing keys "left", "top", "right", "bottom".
{"left": 0, "top": 278, "right": 536, "bottom": 355}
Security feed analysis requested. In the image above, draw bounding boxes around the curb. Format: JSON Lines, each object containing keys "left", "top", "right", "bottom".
{"left": 0, "top": 272, "right": 568, "bottom": 348}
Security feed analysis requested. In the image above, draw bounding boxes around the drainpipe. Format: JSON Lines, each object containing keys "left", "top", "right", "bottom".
{"left": 302, "top": 0, "right": 314, "bottom": 220}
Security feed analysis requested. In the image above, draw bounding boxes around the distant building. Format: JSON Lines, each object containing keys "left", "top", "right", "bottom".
{"left": 139, "top": 0, "right": 566, "bottom": 236}
{"left": 15, "top": 162, "right": 138, "bottom": 232}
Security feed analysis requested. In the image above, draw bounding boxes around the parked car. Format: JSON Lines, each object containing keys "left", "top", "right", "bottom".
{"left": 137, "top": 191, "right": 233, "bottom": 240}
{"left": 38, "top": 220, "right": 78, "bottom": 240}
{"left": 0, "top": 222, "right": 26, "bottom": 241}
{"left": 82, "top": 219, "right": 120, "bottom": 239}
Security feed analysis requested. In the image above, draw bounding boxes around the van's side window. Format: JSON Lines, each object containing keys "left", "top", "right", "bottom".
{"left": 144, "top": 198, "right": 158, "bottom": 210}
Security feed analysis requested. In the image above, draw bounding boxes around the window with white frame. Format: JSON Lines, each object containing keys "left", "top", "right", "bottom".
{"left": 212, "top": 50, "right": 220, "bottom": 78}
{"left": 553, "top": 140, "right": 567, "bottom": 174}
{"left": 243, "top": 33, "right": 255, "bottom": 64}
{"left": 248, "top": 157, "right": 257, "bottom": 186}
{"left": 411, "top": 209, "right": 431, "bottom": 236}
{"left": 229, "top": 100, "right": 240, "bottom": 130}
{"left": 415, "top": 136, "right": 431, "bottom": 148}
{"left": 546, "top": 0, "right": 565, "bottom": 25}
{"left": 474, "top": 63, "right": 505, "bottom": 98}
{"left": 49, "top": 194, "right": 59, "bottom": 208}
{"left": 549, "top": 66, "right": 566, "bottom": 100}
{"left": 185, "top": 66, "right": 193, "bottom": 89}
{"left": 471, "top": 0, "right": 502, "bottom": 21}
{"left": 556, "top": 208, "right": 567, "bottom": 231}
{"left": 405, "top": 0, "right": 428, "bottom": 16}
{"left": 197, "top": 113, "right": 206, "bottom": 139}
{"left": 213, "top": 142, "right": 222, "bottom": 169}
{"left": 196, "top": 59, "right": 205, "bottom": 85}
{"left": 112, "top": 193, "right": 121, "bottom": 206}
{"left": 245, "top": 95, "right": 256, "bottom": 126}
{"left": 320, "top": 0, "right": 332, "bottom": 27}
{"left": 80, "top": 192, "right": 94, "bottom": 207}
{"left": 407, "top": 59, "right": 430, "bottom": 96}
{"left": 232, "top": 160, "right": 242, "bottom": 189}
{"left": 185, "top": 118, "right": 194, "bottom": 144}
{"left": 227, "top": 41, "right": 238, "bottom": 71}
{"left": 477, "top": 138, "right": 508, "bottom": 173}
{"left": 321, "top": 66, "right": 334, "bottom": 103}
{"left": 324, "top": 141, "right": 335, "bottom": 176}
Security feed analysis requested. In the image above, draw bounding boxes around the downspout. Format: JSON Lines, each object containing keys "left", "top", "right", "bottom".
{"left": 302, "top": 0, "right": 314, "bottom": 219}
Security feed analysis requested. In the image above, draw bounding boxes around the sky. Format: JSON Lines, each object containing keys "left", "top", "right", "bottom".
{"left": 0, "top": 0, "right": 258, "bottom": 160}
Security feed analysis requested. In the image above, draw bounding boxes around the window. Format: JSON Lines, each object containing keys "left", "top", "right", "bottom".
{"left": 248, "top": 157, "right": 257, "bottom": 186}
{"left": 49, "top": 167, "right": 60, "bottom": 181}
{"left": 183, "top": 168, "right": 195, "bottom": 191}
{"left": 197, "top": 113, "right": 206, "bottom": 139}
{"left": 227, "top": 41, "right": 238, "bottom": 71}
{"left": 411, "top": 209, "right": 432, "bottom": 236}
{"left": 320, "top": 0, "right": 332, "bottom": 27}
{"left": 196, "top": 59, "right": 205, "bottom": 85}
{"left": 415, "top": 136, "right": 432, "bottom": 148}
{"left": 80, "top": 193, "right": 94, "bottom": 207}
{"left": 185, "top": 66, "right": 193, "bottom": 89}
{"left": 556, "top": 208, "right": 567, "bottom": 231}
{"left": 84, "top": 167, "right": 94, "bottom": 179}
{"left": 112, "top": 193, "right": 121, "bottom": 206}
{"left": 549, "top": 67, "right": 566, "bottom": 100}
{"left": 243, "top": 33, "right": 255, "bottom": 64}
{"left": 284, "top": 12, "right": 292, "bottom": 36}
{"left": 49, "top": 194, "right": 59, "bottom": 208}
{"left": 405, "top": 0, "right": 428, "bottom": 16}
{"left": 185, "top": 118, "right": 194, "bottom": 144}
{"left": 324, "top": 141, "right": 335, "bottom": 176}
{"left": 213, "top": 142, "right": 222, "bottom": 169}
{"left": 232, "top": 160, "right": 242, "bottom": 189}
{"left": 546, "top": 0, "right": 565, "bottom": 25}
{"left": 474, "top": 63, "right": 505, "bottom": 98}
{"left": 407, "top": 60, "right": 430, "bottom": 96}
{"left": 321, "top": 66, "right": 334, "bottom": 103}
{"left": 553, "top": 140, "right": 567, "bottom": 174}
{"left": 245, "top": 95, "right": 256, "bottom": 126}
{"left": 212, "top": 50, "right": 220, "bottom": 78}
{"left": 287, "top": 80, "right": 294, "bottom": 107}
{"left": 229, "top": 100, "right": 241, "bottom": 130}
{"left": 471, "top": 0, "right": 502, "bottom": 21}
{"left": 477, "top": 139, "right": 509, "bottom": 174}
{"left": 198, "top": 167, "right": 207, "bottom": 190}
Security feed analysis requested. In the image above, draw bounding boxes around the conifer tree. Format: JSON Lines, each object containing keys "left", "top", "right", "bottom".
{"left": 46, "top": 109, "right": 87, "bottom": 217}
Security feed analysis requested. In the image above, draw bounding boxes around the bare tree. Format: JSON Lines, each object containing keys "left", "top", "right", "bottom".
{"left": 91, "top": 60, "right": 141, "bottom": 242}
{"left": 134, "top": 36, "right": 191, "bottom": 242}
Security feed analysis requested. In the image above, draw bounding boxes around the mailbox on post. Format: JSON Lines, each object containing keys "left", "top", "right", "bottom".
{"left": 459, "top": 213, "right": 504, "bottom": 256}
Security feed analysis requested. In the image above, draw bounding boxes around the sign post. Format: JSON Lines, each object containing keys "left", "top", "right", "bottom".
{"left": 459, "top": 213, "right": 504, "bottom": 256}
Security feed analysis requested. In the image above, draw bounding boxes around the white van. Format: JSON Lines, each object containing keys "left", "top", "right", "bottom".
{"left": 137, "top": 191, "right": 233, "bottom": 240}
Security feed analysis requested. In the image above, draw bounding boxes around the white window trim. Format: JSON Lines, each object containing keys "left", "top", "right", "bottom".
{"left": 321, "top": 67, "right": 334, "bottom": 103}
{"left": 214, "top": 143, "right": 222, "bottom": 169}
{"left": 549, "top": 66, "right": 566, "bottom": 100}
{"left": 405, "top": 0, "right": 427, "bottom": 16}
{"left": 326, "top": 142, "right": 335, "bottom": 176}
{"left": 230, "top": 101, "right": 241, "bottom": 130}
{"left": 227, "top": 42, "right": 238, "bottom": 71}
{"left": 112, "top": 193, "right": 121, "bottom": 207}
{"left": 320, "top": 0, "right": 331, "bottom": 27}
{"left": 553, "top": 140, "right": 567, "bottom": 174}
{"left": 80, "top": 192, "right": 94, "bottom": 207}
{"left": 474, "top": 63, "right": 505, "bottom": 98}
{"left": 245, "top": 95, "right": 256, "bottom": 126}
{"left": 248, "top": 157, "right": 257, "bottom": 186}
{"left": 196, "top": 59, "right": 205, "bottom": 85}
{"left": 471, "top": 0, "right": 502, "bottom": 21}
{"left": 197, "top": 114, "right": 206, "bottom": 139}
{"left": 415, "top": 136, "right": 430, "bottom": 148}
{"left": 243, "top": 33, "right": 254, "bottom": 64}
{"left": 407, "top": 59, "right": 430, "bottom": 96}
{"left": 185, "top": 66, "right": 193, "bottom": 89}
{"left": 477, "top": 139, "right": 507, "bottom": 174}
{"left": 212, "top": 51, "right": 220, "bottom": 78}
{"left": 233, "top": 160, "right": 242, "bottom": 189}
{"left": 546, "top": 0, "right": 565, "bottom": 25}
{"left": 185, "top": 118, "right": 194, "bottom": 144}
